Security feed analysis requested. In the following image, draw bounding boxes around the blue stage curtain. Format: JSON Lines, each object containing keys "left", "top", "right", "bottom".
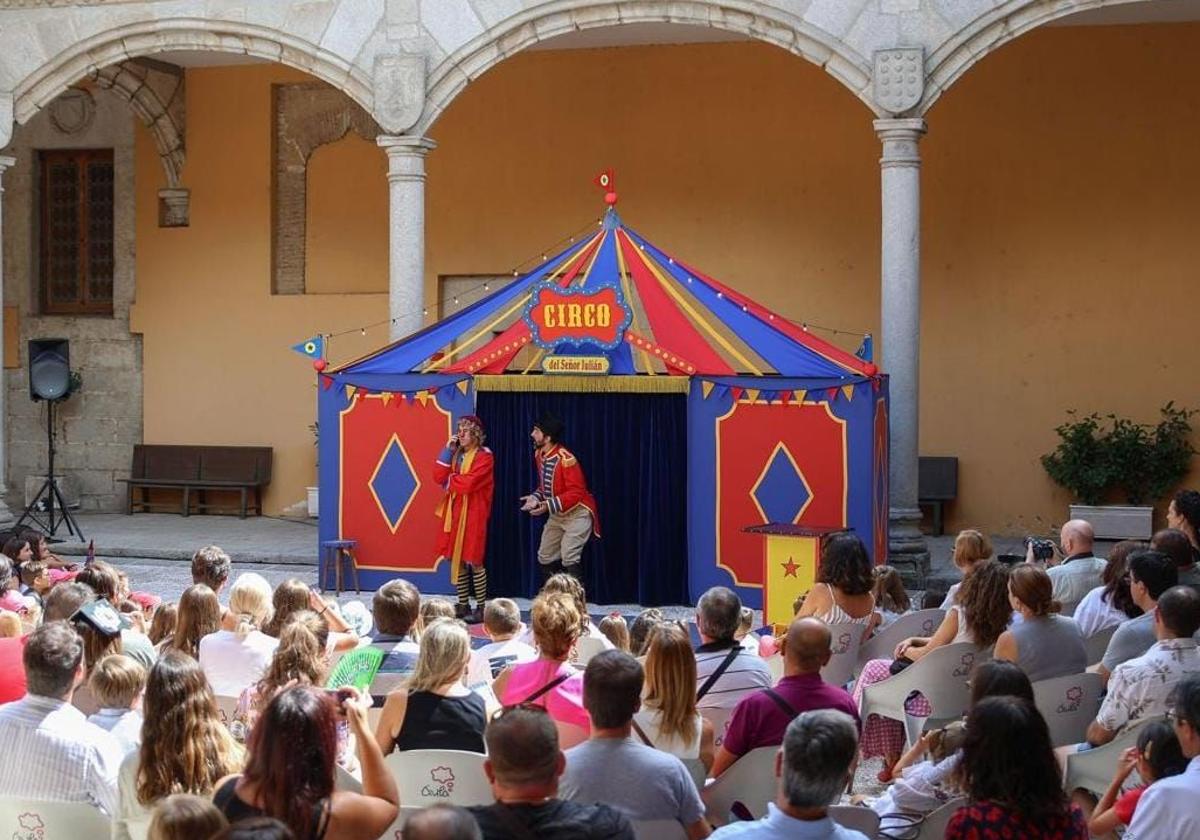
{"left": 476, "top": 390, "right": 688, "bottom": 606}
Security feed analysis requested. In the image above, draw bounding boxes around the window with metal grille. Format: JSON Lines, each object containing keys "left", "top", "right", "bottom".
{"left": 39, "top": 149, "right": 114, "bottom": 315}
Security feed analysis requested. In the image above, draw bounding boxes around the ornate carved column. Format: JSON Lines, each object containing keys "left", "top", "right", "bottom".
{"left": 874, "top": 117, "right": 929, "bottom": 582}
{"left": 0, "top": 155, "right": 16, "bottom": 527}
{"left": 377, "top": 135, "right": 435, "bottom": 340}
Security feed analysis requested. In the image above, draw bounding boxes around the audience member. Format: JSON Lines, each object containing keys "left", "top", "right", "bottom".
{"left": 366, "top": 579, "right": 423, "bottom": 695}
{"left": 468, "top": 704, "right": 634, "bottom": 839}
{"left": 471, "top": 598, "right": 536, "bottom": 681}
{"left": 148, "top": 793, "right": 229, "bottom": 840}
{"left": 598, "top": 613, "right": 630, "bottom": 652}
{"left": 1152, "top": 527, "right": 1200, "bottom": 589}
{"left": 1100, "top": 550, "right": 1178, "bottom": 681}
{"left": 694, "top": 587, "right": 772, "bottom": 710}
{"left": 213, "top": 818, "right": 296, "bottom": 840}
{"left": 147, "top": 601, "right": 178, "bottom": 646}
{"left": 402, "top": 804, "right": 481, "bottom": 840}
{"left": 854, "top": 559, "right": 1011, "bottom": 779}
{"left": 0, "top": 555, "right": 30, "bottom": 613}
{"left": 712, "top": 616, "right": 859, "bottom": 778}
{"left": 116, "top": 650, "right": 242, "bottom": 838}
{"left": 795, "top": 534, "right": 878, "bottom": 635}
{"left": 235, "top": 613, "right": 332, "bottom": 743}
{"left": 22, "top": 527, "right": 74, "bottom": 572}
{"left": 213, "top": 685, "right": 399, "bottom": 840}
{"left": 72, "top": 597, "right": 127, "bottom": 715}
{"left": 1088, "top": 586, "right": 1200, "bottom": 747}
{"left": 264, "top": 579, "right": 357, "bottom": 654}
{"left": 376, "top": 617, "right": 485, "bottom": 755}
{"left": 734, "top": 607, "right": 760, "bottom": 653}
{"left": 18, "top": 557, "right": 51, "bottom": 606}
{"left": 939, "top": 529, "right": 994, "bottom": 608}
{"left": 1087, "top": 719, "right": 1187, "bottom": 837}
{"left": 75, "top": 562, "right": 156, "bottom": 668}
{"left": 709, "top": 710, "right": 867, "bottom": 838}
{"left": 199, "top": 572, "right": 279, "bottom": 697}
{"left": 872, "top": 565, "right": 911, "bottom": 628}
{"left": 0, "top": 608, "right": 22, "bottom": 637}
{"left": 191, "top": 545, "right": 232, "bottom": 596}
{"left": 1124, "top": 673, "right": 1200, "bottom": 838}
{"left": 560, "top": 651, "right": 709, "bottom": 837}
{"left": 1073, "top": 540, "right": 1144, "bottom": 637}
{"left": 0, "top": 621, "right": 122, "bottom": 813}
{"left": 2, "top": 534, "right": 33, "bottom": 567}
{"left": 87, "top": 653, "right": 146, "bottom": 755}
{"left": 635, "top": 623, "right": 714, "bottom": 769}
{"left": 1166, "top": 489, "right": 1200, "bottom": 567}
{"left": 1045, "top": 520, "right": 1106, "bottom": 609}
{"left": 946, "top": 696, "right": 1087, "bottom": 839}
{"left": 494, "top": 592, "right": 590, "bottom": 739}
{"left": 159, "top": 583, "right": 221, "bottom": 659}
{"left": 994, "top": 564, "right": 1086, "bottom": 680}
{"left": 629, "top": 607, "right": 665, "bottom": 657}
{"left": 420, "top": 597, "right": 457, "bottom": 626}
{"left": 531, "top": 572, "right": 613, "bottom": 649}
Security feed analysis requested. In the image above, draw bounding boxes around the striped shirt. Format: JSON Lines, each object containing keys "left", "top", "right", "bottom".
{"left": 0, "top": 693, "right": 123, "bottom": 814}
{"left": 694, "top": 640, "right": 773, "bottom": 710}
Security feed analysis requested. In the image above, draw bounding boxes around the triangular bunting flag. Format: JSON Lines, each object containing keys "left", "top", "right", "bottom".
{"left": 730, "top": 387, "right": 744, "bottom": 401}
{"left": 778, "top": 390, "right": 792, "bottom": 404}
{"left": 380, "top": 392, "right": 393, "bottom": 406}
{"left": 763, "top": 391, "right": 777, "bottom": 403}
{"left": 855, "top": 334, "right": 873, "bottom": 363}
{"left": 842, "top": 384, "right": 855, "bottom": 401}
{"left": 416, "top": 390, "right": 430, "bottom": 407}
{"left": 826, "top": 387, "right": 838, "bottom": 401}
{"left": 871, "top": 377, "right": 882, "bottom": 393}
{"left": 320, "top": 375, "right": 333, "bottom": 391}
{"left": 701, "top": 380, "right": 715, "bottom": 399}
{"left": 291, "top": 335, "right": 325, "bottom": 360}
{"left": 456, "top": 380, "right": 469, "bottom": 396}
{"left": 793, "top": 390, "right": 807, "bottom": 405}
{"left": 745, "top": 389, "right": 759, "bottom": 403}
{"left": 404, "top": 391, "right": 416, "bottom": 404}
{"left": 344, "top": 385, "right": 355, "bottom": 401}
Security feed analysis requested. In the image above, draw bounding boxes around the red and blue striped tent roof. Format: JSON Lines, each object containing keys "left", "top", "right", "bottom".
{"left": 334, "top": 208, "right": 874, "bottom": 382}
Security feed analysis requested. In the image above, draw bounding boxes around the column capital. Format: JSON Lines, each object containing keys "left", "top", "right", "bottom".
{"left": 873, "top": 118, "right": 926, "bottom": 169}
{"left": 376, "top": 135, "right": 437, "bottom": 157}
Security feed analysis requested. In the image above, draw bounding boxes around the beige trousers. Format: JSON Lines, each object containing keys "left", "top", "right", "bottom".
{"left": 537, "top": 505, "right": 593, "bottom": 567}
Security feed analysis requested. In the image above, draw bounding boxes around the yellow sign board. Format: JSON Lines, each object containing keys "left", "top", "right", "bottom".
{"left": 763, "top": 533, "right": 820, "bottom": 627}
{"left": 542, "top": 355, "right": 611, "bottom": 375}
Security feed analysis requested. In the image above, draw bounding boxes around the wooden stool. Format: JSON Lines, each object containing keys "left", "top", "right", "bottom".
{"left": 321, "top": 540, "right": 360, "bottom": 595}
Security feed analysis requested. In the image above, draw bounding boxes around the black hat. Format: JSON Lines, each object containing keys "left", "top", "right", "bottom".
{"left": 72, "top": 598, "right": 128, "bottom": 638}
{"left": 534, "top": 412, "right": 565, "bottom": 442}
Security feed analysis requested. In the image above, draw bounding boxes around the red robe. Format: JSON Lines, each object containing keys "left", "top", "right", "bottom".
{"left": 533, "top": 444, "right": 601, "bottom": 537}
{"left": 433, "top": 444, "right": 495, "bottom": 571}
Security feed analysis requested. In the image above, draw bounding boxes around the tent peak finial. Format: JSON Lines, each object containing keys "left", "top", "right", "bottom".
{"left": 602, "top": 206, "right": 622, "bottom": 231}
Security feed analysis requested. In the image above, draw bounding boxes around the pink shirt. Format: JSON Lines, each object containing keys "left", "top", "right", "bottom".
{"left": 500, "top": 659, "right": 590, "bottom": 732}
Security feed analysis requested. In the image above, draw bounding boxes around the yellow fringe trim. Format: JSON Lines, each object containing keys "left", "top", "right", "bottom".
{"left": 473, "top": 375, "right": 689, "bottom": 394}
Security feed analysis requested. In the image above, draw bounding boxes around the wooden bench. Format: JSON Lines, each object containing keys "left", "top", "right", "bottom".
{"left": 120, "top": 445, "right": 272, "bottom": 518}
{"left": 918, "top": 456, "right": 958, "bottom": 536}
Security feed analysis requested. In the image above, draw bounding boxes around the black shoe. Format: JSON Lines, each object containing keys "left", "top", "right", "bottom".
{"left": 455, "top": 602, "right": 471, "bottom": 620}
{"left": 538, "top": 561, "right": 562, "bottom": 585}
{"left": 563, "top": 563, "right": 582, "bottom": 581}
{"left": 469, "top": 605, "right": 485, "bottom": 624}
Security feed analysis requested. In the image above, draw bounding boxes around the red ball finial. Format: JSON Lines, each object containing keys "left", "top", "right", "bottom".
{"left": 863, "top": 362, "right": 878, "bottom": 376}
{"left": 313, "top": 359, "right": 327, "bottom": 372}
{"left": 604, "top": 191, "right": 618, "bottom": 206}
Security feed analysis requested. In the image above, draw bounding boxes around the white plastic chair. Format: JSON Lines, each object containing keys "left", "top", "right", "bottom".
{"left": 1083, "top": 625, "right": 1118, "bottom": 667}
{"left": 1065, "top": 718, "right": 1151, "bottom": 797}
{"left": 820, "top": 623, "right": 868, "bottom": 687}
{"left": 633, "top": 819, "right": 688, "bottom": 839}
{"left": 1033, "top": 672, "right": 1104, "bottom": 747}
{"left": 335, "top": 763, "right": 362, "bottom": 792}
{"left": 213, "top": 694, "right": 239, "bottom": 728}
{"left": 857, "top": 609, "right": 946, "bottom": 672}
{"left": 917, "top": 796, "right": 967, "bottom": 839}
{"left": 0, "top": 797, "right": 111, "bottom": 837}
{"left": 699, "top": 706, "right": 734, "bottom": 749}
{"left": 765, "top": 653, "right": 784, "bottom": 683}
{"left": 828, "top": 804, "right": 881, "bottom": 837}
{"left": 701, "top": 746, "right": 777, "bottom": 825}
{"left": 571, "top": 636, "right": 607, "bottom": 667}
{"left": 383, "top": 749, "right": 492, "bottom": 808}
{"left": 859, "top": 642, "right": 988, "bottom": 748}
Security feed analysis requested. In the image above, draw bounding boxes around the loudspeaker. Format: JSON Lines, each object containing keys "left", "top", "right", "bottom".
{"left": 28, "top": 338, "right": 71, "bottom": 402}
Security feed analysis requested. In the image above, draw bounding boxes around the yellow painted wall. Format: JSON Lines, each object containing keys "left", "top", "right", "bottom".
{"left": 133, "top": 26, "right": 1200, "bottom": 530}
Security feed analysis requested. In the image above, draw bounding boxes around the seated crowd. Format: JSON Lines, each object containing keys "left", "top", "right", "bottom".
{"left": 1, "top": 493, "right": 1200, "bottom": 840}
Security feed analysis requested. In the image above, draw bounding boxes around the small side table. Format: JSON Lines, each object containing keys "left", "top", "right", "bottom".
{"left": 321, "top": 539, "right": 361, "bottom": 595}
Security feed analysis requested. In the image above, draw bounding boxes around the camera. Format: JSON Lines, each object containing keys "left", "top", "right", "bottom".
{"left": 1024, "top": 536, "right": 1056, "bottom": 562}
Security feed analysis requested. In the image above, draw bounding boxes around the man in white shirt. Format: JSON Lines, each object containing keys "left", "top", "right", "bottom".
{"left": 1124, "top": 673, "right": 1200, "bottom": 839}
{"left": 1046, "top": 519, "right": 1106, "bottom": 610}
{"left": 0, "top": 621, "right": 123, "bottom": 814}
{"left": 694, "top": 587, "right": 772, "bottom": 710}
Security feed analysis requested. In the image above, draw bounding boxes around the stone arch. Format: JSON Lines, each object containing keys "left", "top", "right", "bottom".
{"left": 90, "top": 60, "right": 185, "bottom": 189}
{"left": 11, "top": 18, "right": 373, "bottom": 125}
{"left": 920, "top": 0, "right": 1157, "bottom": 115}
{"left": 415, "top": 0, "right": 879, "bottom": 135}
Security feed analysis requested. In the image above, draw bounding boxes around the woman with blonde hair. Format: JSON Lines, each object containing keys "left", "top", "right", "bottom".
{"left": 234, "top": 612, "right": 328, "bottom": 739}
{"left": 633, "top": 622, "right": 715, "bottom": 770}
{"left": 374, "top": 618, "right": 485, "bottom": 755}
{"left": 940, "top": 530, "right": 994, "bottom": 607}
{"left": 159, "top": 584, "right": 221, "bottom": 659}
{"left": 494, "top": 591, "right": 590, "bottom": 734}
{"left": 994, "top": 564, "right": 1087, "bottom": 681}
{"left": 114, "top": 651, "right": 242, "bottom": 840}
{"left": 199, "top": 573, "right": 280, "bottom": 697}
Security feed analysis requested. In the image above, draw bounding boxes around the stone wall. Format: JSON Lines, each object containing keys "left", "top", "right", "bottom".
{"left": 1, "top": 86, "right": 140, "bottom": 513}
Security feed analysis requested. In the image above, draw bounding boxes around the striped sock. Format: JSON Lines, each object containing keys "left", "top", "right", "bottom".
{"left": 471, "top": 566, "right": 488, "bottom": 603}
{"left": 456, "top": 565, "right": 471, "bottom": 605}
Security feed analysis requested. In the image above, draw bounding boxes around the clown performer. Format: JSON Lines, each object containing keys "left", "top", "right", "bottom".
{"left": 433, "top": 414, "right": 495, "bottom": 621}
{"left": 520, "top": 412, "right": 600, "bottom": 583}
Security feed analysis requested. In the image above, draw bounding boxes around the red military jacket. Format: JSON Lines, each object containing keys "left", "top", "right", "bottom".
{"left": 533, "top": 444, "right": 600, "bottom": 537}
{"left": 433, "top": 444, "right": 495, "bottom": 567}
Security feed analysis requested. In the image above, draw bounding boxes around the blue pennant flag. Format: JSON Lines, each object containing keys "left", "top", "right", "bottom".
{"left": 855, "top": 334, "right": 873, "bottom": 363}
{"left": 291, "top": 335, "right": 325, "bottom": 359}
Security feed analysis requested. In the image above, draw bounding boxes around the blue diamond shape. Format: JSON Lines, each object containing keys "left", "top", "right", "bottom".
{"left": 370, "top": 435, "right": 420, "bottom": 532}
{"left": 750, "top": 443, "right": 812, "bottom": 525}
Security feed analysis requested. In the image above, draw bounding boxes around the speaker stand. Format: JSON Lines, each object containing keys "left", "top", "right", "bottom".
{"left": 16, "top": 400, "right": 84, "bottom": 541}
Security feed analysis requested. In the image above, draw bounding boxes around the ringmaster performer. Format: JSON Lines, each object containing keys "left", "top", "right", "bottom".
{"left": 433, "top": 414, "right": 494, "bottom": 620}
{"left": 520, "top": 412, "right": 600, "bottom": 582}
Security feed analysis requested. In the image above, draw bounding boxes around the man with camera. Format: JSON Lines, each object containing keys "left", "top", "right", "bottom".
{"left": 1027, "top": 519, "right": 1105, "bottom": 611}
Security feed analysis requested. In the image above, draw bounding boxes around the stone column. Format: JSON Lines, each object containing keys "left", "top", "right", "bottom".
{"left": 874, "top": 118, "right": 929, "bottom": 583}
{"left": 0, "top": 156, "right": 15, "bottom": 527}
{"left": 377, "top": 135, "right": 436, "bottom": 340}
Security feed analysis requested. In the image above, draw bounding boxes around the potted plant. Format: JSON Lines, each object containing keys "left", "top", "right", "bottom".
{"left": 307, "top": 421, "right": 319, "bottom": 518}
{"left": 1041, "top": 403, "right": 1195, "bottom": 538}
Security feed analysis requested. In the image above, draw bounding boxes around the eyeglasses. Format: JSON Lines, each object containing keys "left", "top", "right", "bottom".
{"left": 489, "top": 701, "right": 550, "bottom": 723}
